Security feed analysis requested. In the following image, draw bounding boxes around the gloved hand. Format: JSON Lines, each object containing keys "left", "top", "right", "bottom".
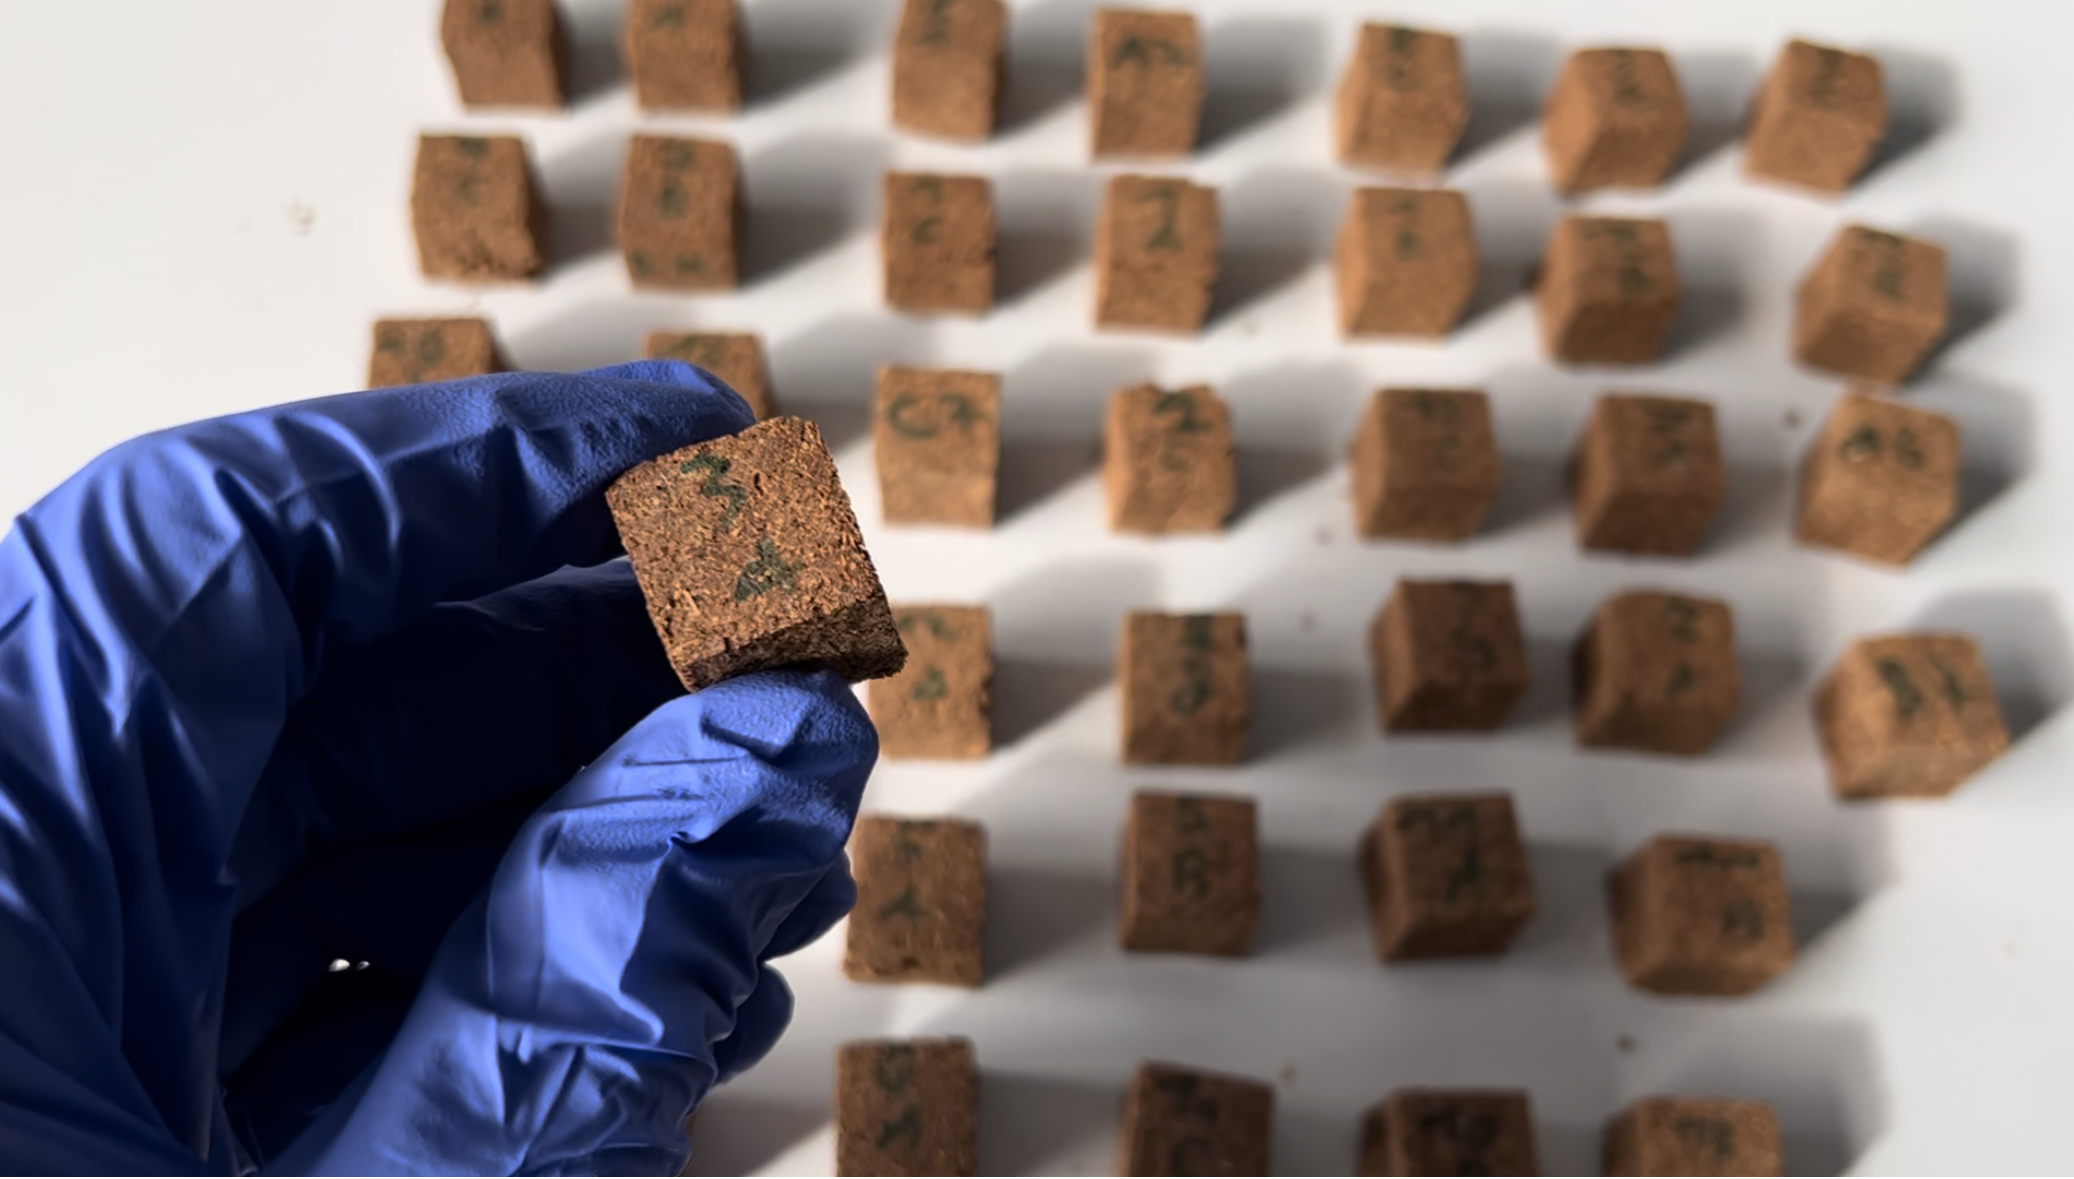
{"left": 0, "top": 363, "right": 877, "bottom": 1175}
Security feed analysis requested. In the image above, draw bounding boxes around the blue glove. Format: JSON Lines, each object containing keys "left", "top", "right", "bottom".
{"left": 0, "top": 363, "right": 877, "bottom": 1174}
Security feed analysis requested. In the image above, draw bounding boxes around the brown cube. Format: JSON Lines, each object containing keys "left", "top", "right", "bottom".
{"left": 890, "top": 0, "right": 1008, "bottom": 142}
{"left": 1793, "top": 225, "right": 1948, "bottom": 385}
{"left": 1743, "top": 39, "right": 1886, "bottom": 194}
{"left": 1360, "top": 1090, "right": 1538, "bottom": 1177}
{"left": 367, "top": 317, "right": 505, "bottom": 388}
{"left": 616, "top": 135, "right": 738, "bottom": 291}
{"left": 1609, "top": 835, "right": 1793, "bottom": 996}
{"left": 410, "top": 134, "right": 545, "bottom": 283}
{"left": 642, "top": 330, "right": 776, "bottom": 419}
{"left": 1813, "top": 633, "right": 2010, "bottom": 799}
{"left": 1118, "top": 1062, "right": 1273, "bottom": 1177}
{"left": 1605, "top": 1096, "right": 1782, "bottom": 1177}
{"left": 1571, "top": 393, "right": 1725, "bottom": 557}
{"left": 1795, "top": 392, "right": 1958, "bottom": 566}
{"left": 1120, "top": 790, "right": 1260, "bottom": 957}
{"left": 605, "top": 416, "right": 905, "bottom": 691}
{"left": 882, "top": 172, "right": 995, "bottom": 316}
{"left": 868, "top": 605, "right": 992, "bottom": 761}
{"left": 1574, "top": 591, "right": 1738, "bottom": 756}
{"left": 1095, "top": 175, "right": 1220, "bottom": 334}
{"left": 844, "top": 815, "right": 987, "bottom": 987}
{"left": 1103, "top": 383, "right": 1235, "bottom": 534}
{"left": 1541, "top": 48, "right": 1690, "bottom": 194}
{"left": 873, "top": 366, "right": 1001, "bottom": 528}
{"left": 1349, "top": 389, "right": 1500, "bottom": 542}
{"left": 1369, "top": 580, "right": 1529, "bottom": 733}
{"left": 1088, "top": 9, "right": 1203, "bottom": 158}
{"left": 1120, "top": 612, "right": 1249, "bottom": 766}
{"left": 836, "top": 1038, "right": 979, "bottom": 1178}
{"left": 1360, "top": 793, "right": 1534, "bottom": 961}
{"left": 440, "top": 0, "right": 565, "bottom": 109}
{"left": 1535, "top": 215, "right": 1679, "bottom": 365}
{"left": 1335, "top": 187, "right": 1478, "bottom": 338}
{"left": 623, "top": 0, "right": 740, "bottom": 112}
{"left": 1333, "top": 23, "right": 1469, "bottom": 174}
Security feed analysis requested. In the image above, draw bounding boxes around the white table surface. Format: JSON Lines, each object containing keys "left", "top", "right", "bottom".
{"left": 3, "top": 1, "right": 2071, "bottom": 1174}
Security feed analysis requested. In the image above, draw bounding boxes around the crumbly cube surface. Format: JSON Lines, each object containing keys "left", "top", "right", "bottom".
{"left": 1121, "top": 791, "right": 1261, "bottom": 956}
{"left": 440, "top": 0, "right": 565, "bottom": 109}
{"left": 891, "top": 0, "right": 1008, "bottom": 141}
{"left": 835, "top": 1038, "right": 979, "bottom": 1178}
{"left": 845, "top": 816, "right": 988, "bottom": 986}
{"left": 410, "top": 135, "right": 545, "bottom": 282}
{"left": 1349, "top": 388, "right": 1500, "bottom": 542}
{"left": 1574, "top": 590, "right": 1738, "bottom": 756}
{"left": 882, "top": 171, "right": 995, "bottom": 316}
{"left": 873, "top": 366, "right": 1001, "bottom": 528}
{"left": 1795, "top": 392, "right": 1958, "bottom": 565}
{"left": 367, "top": 317, "right": 503, "bottom": 388}
{"left": 1604, "top": 1096, "right": 1783, "bottom": 1177}
{"left": 1743, "top": 39, "right": 1886, "bottom": 194}
{"left": 1120, "top": 611, "right": 1249, "bottom": 765}
{"left": 1361, "top": 1090, "right": 1539, "bottom": 1176}
{"left": 1814, "top": 632, "right": 2009, "bottom": 799}
{"left": 1571, "top": 393, "right": 1726, "bottom": 557}
{"left": 1362, "top": 793, "right": 1535, "bottom": 961}
{"left": 1793, "top": 224, "right": 1948, "bottom": 385}
{"left": 1088, "top": 9, "right": 1204, "bottom": 158}
{"left": 1336, "top": 187, "right": 1479, "bottom": 338}
{"left": 1541, "top": 47, "right": 1690, "bottom": 193}
{"left": 1118, "top": 1062, "right": 1274, "bottom": 1177}
{"left": 869, "top": 604, "right": 993, "bottom": 760}
{"left": 1610, "top": 835, "right": 1794, "bottom": 996}
{"left": 1370, "top": 580, "right": 1529, "bottom": 732}
{"left": 1334, "top": 23, "right": 1469, "bottom": 173}
{"left": 617, "top": 135, "right": 738, "bottom": 291}
{"left": 1094, "top": 175, "right": 1220, "bottom": 333}
{"left": 643, "top": 330, "right": 776, "bottom": 419}
{"left": 623, "top": 0, "right": 740, "bottom": 111}
{"left": 1103, "top": 383, "right": 1235, "bottom": 534}
{"left": 1535, "top": 215, "right": 1680, "bottom": 365}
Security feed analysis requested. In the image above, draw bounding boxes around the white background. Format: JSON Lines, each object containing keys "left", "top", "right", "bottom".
{"left": 2, "top": 1, "right": 2070, "bottom": 1174}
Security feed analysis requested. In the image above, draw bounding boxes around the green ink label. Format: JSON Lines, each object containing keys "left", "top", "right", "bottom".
{"left": 1864, "top": 229, "right": 1907, "bottom": 299}
{"left": 892, "top": 822, "right": 931, "bottom": 864}
{"left": 920, "top": 0, "right": 955, "bottom": 44}
{"left": 1664, "top": 597, "right": 1701, "bottom": 643}
{"left": 478, "top": 0, "right": 503, "bottom": 23}
{"left": 660, "top": 335, "right": 727, "bottom": 370}
{"left": 1894, "top": 427, "right": 1924, "bottom": 469}
{"left": 1384, "top": 26, "right": 1419, "bottom": 90}
{"left": 1409, "top": 392, "right": 1463, "bottom": 469}
{"left": 1140, "top": 185, "right": 1183, "bottom": 251}
{"left": 875, "top": 1107, "right": 923, "bottom": 1151}
{"left": 1877, "top": 657, "right": 1923, "bottom": 719}
{"left": 911, "top": 666, "right": 949, "bottom": 701}
{"left": 1666, "top": 661, "right": 1696, "bottom": 697}
{"left": 1932, "top": 657, "right": 1969, "bottom": 710}
{"left": 1152, "top": 391, "right": 1211, "bottom": 472}
{"left": 1675, "top": 1117, "right": 1737, "bottom": 1162}
{"left": 1169, "top": 615, "right": 1217, "bottom": 717}
{"left": 454, "top": 137, "right": 490, "bottom": 158}
{"left": 654, "top": 3, "right": 686, "bottom": 29}
{"left": 1171, "top": 847, "right": 1211, "bottom": 899}
{"left": 678, "top": 453, "right": 747, "bottom": 526}
{"left": 627, "top": 250, "right": 654, "bottom": 277}
{"left": 1449, "top": 623, "right": 1497, "bottom": 675}
{"left": 1809, "top": 47, "right": 1843, "bottom": 107}
{"left": 1396, "top": 806, "right": 1484, "bottom": 903}
{"left": 657, "top": 182, "right": 687, "bottom": 218}
{"left": 1587, "top": 221, "right": 1652, "bottom": 297}
{"left": 673, "top": 255, "right": 703, "bottom": 276}
{"left": 897, "top": 610, "right": 955, "bottom": 640}
{"left": 1674, "top": 844, "right": 1762, "bottom": 870}
{"left": 1611, "top": 49, "right": 1647, "bottom": 105}
{"left": 879, "top": 884, "right": 929, "bottom": 920}
{"left": 1721, "top": 897, "right": 1766, "bottom": 942}
{"left": 1389, "top": 194, "right": 1422, "bottom": 260}
{"left": 874, "top": 1045, "right": 916, "bottom": 1091}
{"left": 1644, "top": 405, "right": 1693, "bottom": 469}
{"left": 1840, "top": 424, "right": 1881, "bottom": 462}
{"left": 1415, "top": 1107, "right": 1500, "bottom": 1161}
{"left": 1112, "top": 35, "right": 1189, "bottom": 68}
{"left": 886, "top": 391, "right": 983, "bottom": 440}
{"left": 733, "top": 538, "right": 799, "bottom": 602}
{"left": 911, "top": 215, "right": 942, "bottom": 244}
{"left": 1175, "top": 797, "right": 1209, "bottom": 833}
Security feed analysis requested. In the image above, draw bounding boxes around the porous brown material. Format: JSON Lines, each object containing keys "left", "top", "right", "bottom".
{"left": 1120, "top": 790, "right": 1260, "bottom": 957}
{"left": 874, "top": 366, "right": 1001, "bottom": 528}
{"left": 1604, "top": 1096, "right": 1782, "bottom": 1177}
{"left": 1120, "top": 611, "right": 1249, "bottom": 766}
{"left": 1535, "top": 215, "right": 1679, "bottom": 365}
{"left": 1813, "top": 633, "right": 2009, "bottom": 799}
{"left": 1349, "top": 388, "right": 1500, "bottom": 542}
{"left": 616, "top": 135, "right": 739, "bottom": 291}
{"left": 1361, "top": 793, "right": 1534, "bottom": 961}
{"left": 410, "top": 134, "right": 545, "bottom": 282}
{"left": 890, "top": 0, "right": 1008, "bottom": 142}
{"left": 1571, "top": 393, "right": 1725, "bottom": 557}
{"left": 882, "top": 171, "right": 995, "bottom": 316}
{"left": 1369, "top": 580, "right": 1529, "bottom": 732}
{"left": 1088, "top": 9, "right": 1203, "bottom": 158}
{"left": 1574, "top": 590, "right": 1737, "bottom": 756}
{"left": 1360, "top": 1090, "right": 1539, "bottom": 1177}
{"left": 642, "top": 330, "right": 776, "bottom": 419}
{"left": 367, "top": 318, "right": 505, "bottom": 388}
{"left": 1743, "top": 39, "right": 1886, "bottom": 194}
{"left": 835, "top": 1038, "right": 979, "bottom": 1178}
{"left": 869, "top": 605, "right": 992, "bottom": 760}
{"left": 1118, "top": 1062, "right": 1273, "bottom": 1177}
{"left": 844, "top": 816, "right": 987, "bottom": 987}
{"left": 1793, "top": 225, "right": 1948, "bottom": 384}
{"left": 1541, "top": 48, "right": 1690, "bottom": 193}
{"left": 439, "top": 0, "right": 566, "bottom": 109}
{"left": 1095, "top": 175, "right": 1220, "bottom": 333}
{"left": 606, "top": 416, "right": 905, "bottom": 691}
{"left": 1335, "top": 187, "right": 1478, "bottom": 338}
{"left": 623, "top": 0, "right": 740, "bottom": 112}
{"left": 1333, "top": 23, "right": 1468, "bottom": 174}
{"left": 1104, "top": 383, "right": 1234, "bottom": 534}
{"left": 1795, "top": 392, "right": 1958, "bottom": 566}
{"left": 1609, "top": 834, "right": 1793, "bottom": 996}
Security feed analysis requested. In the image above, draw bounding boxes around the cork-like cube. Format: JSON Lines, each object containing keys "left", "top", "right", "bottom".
{"left": 1813, "top": 633, "right": 2009, "bottom": 799}
{"left": 1350, "top": 388, "right": 1500, "bottom": 542}
{"left": 1369, "top": 580, "right": 1529, "bottom": 733}
{"left": 1335, "top": 187, "right": 1478, "bottom": 338}
{"left": 1744, "top": 39, "right": 1886, "bottom": 194}
{"left": 890, "top": 0, "right": 1008, "bottom": 142}
{"left": 1572, "top": 394, "right": 1726, "bottom": 557}
{"left": 1793, "top": 225, "right": 1948, "bottom": 384}
{"left": 869, "top": 605, "right": 992, "bottom": 761}
{"left": 1104, "top": 383, "right": 1235, "bottom": 534}
{"left": 1120, "top": 611, "right": 1249, "bottom": 766}
{"left": 1121, "top": 790, "right": 1260, "bottom": 957}
{"left": 616, "top": 135, "right": 738, "bottom": 291}
{"left": 1535, "top": 216, "right": 1679, "bottom": 365}
{"left": 440, "top": 0, "right": 565, "bottom": 109}
{"left": 643, "top": 330, "right": 776, "bottom": 419}
{"left": 873, "top": 366, "right": 1001, "bottom": 528}
{"left": 844, "top": 816, "right": 987, "bottom": 987}
{"left": 1795, "top": 392, "right": 1958, "bottom": 566}
{"left": 1541, "top": 48, "right": 1690, "bottom": 194}
{"left": 882, "top": 172, "right": 995, "bottom": 316}
{"left": 410, "top": 135, "right": 545, "bottom": 283}
{"left": 606, "top": 417, "right": 906, "bottom": 691}
{"left": 1334, "top": 23, "right": 1468, "bottom": 174}
{"left": 1609, "top": 835, "right": 1794, "bottom": 997}
{"left": 836, "top": 1038, "right": 979, "bottom": 1178}
{"left": 367, "top": 317, "right": 505, "bottom": 388}
{"left": 1118, "top": 1062, "right": 1273, "bottom": 1177}
{"left": 623, "top": 0, "right": 740, "bottom": 112}
{"left": 1095, "top": 175, "right": 1220, "bottom": 333}
{"left": 1574, "top": 591, "right": 1738, "bottom": 756}
{"left": 1361, "top": 793, "right": 1535, "bottom": 961}
{"left": 1605, "top": 1097, "right": 1782, "bottom": 1177}
{"left": 1360, "top": 1090, "right": 1539, "bottom": 1177}
{"left": 1089, "top": 9, "right": 1203, "bottom": 159}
